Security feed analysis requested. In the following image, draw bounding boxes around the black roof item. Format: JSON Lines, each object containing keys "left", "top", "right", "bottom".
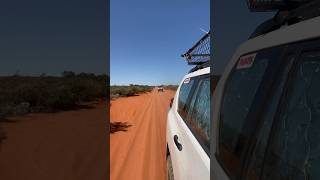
{"left": 181, "top": 32, "right": 210, "bottom": 66}
{"left": 249, "top": 0, "right": 320, "bottom": 39}
{"left": 246, "top": 0, "right": 312, "bottom": 12}
{"left": 188, "top": 61, "right": 210, "bottom": 73}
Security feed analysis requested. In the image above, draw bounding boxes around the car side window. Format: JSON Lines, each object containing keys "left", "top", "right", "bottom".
{"left": 217, "top": 53, "right": 269, "bottom": 178}
{"left": 186, "top": 77, "right": 210, "bottom": 154}
{"left": 246, "top": 55, "right": 295, "bottom": 180}
{"left": 261, "top": 51, "right": 320, "bottom": 180}
{"left": 178, "top": 77, "right": 195, "bottom": 120}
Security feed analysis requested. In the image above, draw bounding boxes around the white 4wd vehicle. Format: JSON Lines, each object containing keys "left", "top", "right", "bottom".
{"left": 157, "top": 87, "right": 164, "bottom": 92}
{"left": 167, "top": 62, "right": 210, "bottom": 180}
{"left": 212, "top": 1, "right": 320, "bottom": 180}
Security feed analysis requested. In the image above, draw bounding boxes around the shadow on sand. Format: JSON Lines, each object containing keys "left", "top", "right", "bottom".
{"left": 0, "top": 123, "right": 7, "bottom": 151}
{"left": 110, "top": 122, "right": 132, "bottom": 134}
{"left": 0, "top": 103, "right": 99, "bottom": 150}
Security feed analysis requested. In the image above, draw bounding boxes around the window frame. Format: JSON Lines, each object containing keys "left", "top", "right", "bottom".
{"left": 215, "top": 46, "right": 288, "bottom": 180}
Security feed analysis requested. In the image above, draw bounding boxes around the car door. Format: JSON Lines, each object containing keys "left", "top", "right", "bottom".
{"left": 168, "top": 76, "right": 197, "bottom": 180}
{"left": 169, "top": 75, "right": 210, "bottom": 180}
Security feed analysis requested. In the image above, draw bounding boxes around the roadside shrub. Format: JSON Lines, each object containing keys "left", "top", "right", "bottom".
{"left": 110, "top": 85, "right": 152, "bottom": 97}
{"left": 164, "top": 85, "right": 179, "bottom": 91}
{"left": 0, "top": 72, "right": 108, "bottom": 119}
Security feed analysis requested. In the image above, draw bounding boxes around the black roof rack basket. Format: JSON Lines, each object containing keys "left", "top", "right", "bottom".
{"left": 246, "top": 0, "right": 312, "bottom": 12}
{"left": 181, "top": 32, "right": 210, "bottom": 65}
{"left": 248, "top": 0, "right": 320, "bottom": 38}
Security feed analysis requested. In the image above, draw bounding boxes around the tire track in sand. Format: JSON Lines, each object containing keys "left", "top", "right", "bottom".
{"left": 110, "top": 90, "right": 175, "bottom": 180}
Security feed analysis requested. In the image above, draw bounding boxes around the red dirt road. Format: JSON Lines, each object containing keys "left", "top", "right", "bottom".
{"left": 110, "top": 89, "right": 175, "bottom": 180}
{"left": 0, "top": 102, "right": 107, "bottom": 180}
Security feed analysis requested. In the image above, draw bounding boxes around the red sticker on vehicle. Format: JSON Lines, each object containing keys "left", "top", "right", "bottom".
{"left": 237, "top": 53, "right": 257, "bottom": 69}
{"left": 183, "top": 78, "right": 190, "bottom": 84}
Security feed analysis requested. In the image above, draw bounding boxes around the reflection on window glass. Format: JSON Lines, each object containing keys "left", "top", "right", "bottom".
{"left": 247, "top": 56, "right": 295, "bottom": 180}
{"left": 190, "top": 78, "right": 210, "bottom": 140}
{"left": 185, "top": 77, "right": 210, "bottom": 153}
{"left": 218, "top": 54, "right": 269, "bottom": 177}
{"left": 262, "top": 52, "right": 320, "bottom": 180}
{"left": 178, "top": 78, "right": 195, "bottom": 119}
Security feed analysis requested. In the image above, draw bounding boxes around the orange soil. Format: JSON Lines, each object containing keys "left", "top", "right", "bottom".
{"left": 0, "top": 102, "right": 107, "bottom": 180}
{"left": 110, "top": 89, "right": 175, "bottom": 180}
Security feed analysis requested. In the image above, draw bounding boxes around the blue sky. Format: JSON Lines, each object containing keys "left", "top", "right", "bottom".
{"left": 0, "top": 0, "right": 106, "bottom": 76}
{"left": 110, "top": 0, "right": 209, "bottom": 85}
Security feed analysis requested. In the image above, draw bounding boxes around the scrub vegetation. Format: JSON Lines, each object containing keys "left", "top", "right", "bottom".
{"left": 110, "top": 84, "right": 153, "bottom": 98}
{"left": 0, "top": 71, "right": 108, "bottom": 119}
{"left": 163, "top": 85, "right": 179, "bottom": 91}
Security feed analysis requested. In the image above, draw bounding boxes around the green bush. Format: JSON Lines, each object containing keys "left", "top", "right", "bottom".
{"left": 0, "top": 72, "right": 108, "bottom": 119}
{"left": 110, "top": 85, "right": 152, "bottom": 97}
{"left": 164, "top": 85, "right": 179, "bottom": 91}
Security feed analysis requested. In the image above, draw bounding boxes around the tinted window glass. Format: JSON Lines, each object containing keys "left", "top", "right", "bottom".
{"left": 178, "top": 78, "right": 195, "bottom": 119}
{"left": 218, "top": 53, "right": 269, "bottom": 177}
{"left": 187, "top": 77, "right": 210, "bottom": 153}
{"left": 246, "top": 56, "right": 295, "bottom": 180}
{"left": 262, "top": 52, "right": 320, "bottom": 180}
{"left": 190, "top": 78, "right": 210, "bottom": 139}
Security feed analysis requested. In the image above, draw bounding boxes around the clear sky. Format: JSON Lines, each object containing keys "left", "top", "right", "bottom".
{"left": 0, "top": 0, "right": 107, "bottom": 76}
{"left": 110, "top": 0, "right": 209, "bottom": 85}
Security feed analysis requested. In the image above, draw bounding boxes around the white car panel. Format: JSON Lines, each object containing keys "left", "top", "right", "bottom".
{"left": 167, "top": 67, "right": 210, "bottom": 180}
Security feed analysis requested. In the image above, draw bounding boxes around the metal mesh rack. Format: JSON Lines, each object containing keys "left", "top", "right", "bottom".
{"left": 246, "top": 0, "right": 311, "bottom": 12}
{"left": 181, "top": 32, "right": 210, "bottom": 65}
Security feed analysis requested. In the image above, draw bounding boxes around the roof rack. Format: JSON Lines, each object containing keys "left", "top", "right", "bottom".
{"left": 246, "top": 0, "right": 311, "bottom": 12}
{"left": 188, "top": 61, "right": 210, "bottom": 73}
{"left": 249, "top": 0, "right": 320, "bottom": 39}
{"left": 181, "top": 32, "right": 210, "bottom": 65}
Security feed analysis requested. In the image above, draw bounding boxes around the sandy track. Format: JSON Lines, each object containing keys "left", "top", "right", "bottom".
{"left": 110, "top": 89, "right": 175, "bottom": 180}
{"left": 0, "top": 102, "right": 107, "bottom": 180}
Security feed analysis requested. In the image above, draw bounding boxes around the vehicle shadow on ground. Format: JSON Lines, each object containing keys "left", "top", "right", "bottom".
{"left": 0, "top": 103, "right": 100, "bottom": 150}
{"left": 0, "top": 123, "right": 7, "bottom": 151}
{"left": 110, "top": 122, "right": 132, "bottom": 134}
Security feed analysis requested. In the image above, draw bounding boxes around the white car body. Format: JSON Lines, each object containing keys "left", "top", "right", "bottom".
{"left": 167, "top": 67, "right": 210, "bottom": 180}
{"left": 211, "top": 15, "right": 320, "bottom": 180}
{"left": 157, "top": 87, "right": 164, "bottom": 92}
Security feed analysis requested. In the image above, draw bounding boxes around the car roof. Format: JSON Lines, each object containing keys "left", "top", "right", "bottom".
{"left": 185, "top": 66, "right": 210, "bottom": 79}
{"left": 235, "top": 15, "right": 320, "bottom": 59}
{"left": 188, "top": 61, "right": 210, "bottom": 73}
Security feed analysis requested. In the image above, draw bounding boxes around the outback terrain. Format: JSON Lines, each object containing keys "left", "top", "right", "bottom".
{"left": 110, "top": 89, "right": 175, "bottom": 180}
{"left": 0, "top": 101, "right": 108, "bottom": 180}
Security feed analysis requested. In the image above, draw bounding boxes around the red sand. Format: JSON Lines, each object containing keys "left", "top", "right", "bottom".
{"left": 110, "top": 89, "right": 175, "bottom": 180}
{"left": 0, "top": 102, "right": 107, "bottom": 180}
